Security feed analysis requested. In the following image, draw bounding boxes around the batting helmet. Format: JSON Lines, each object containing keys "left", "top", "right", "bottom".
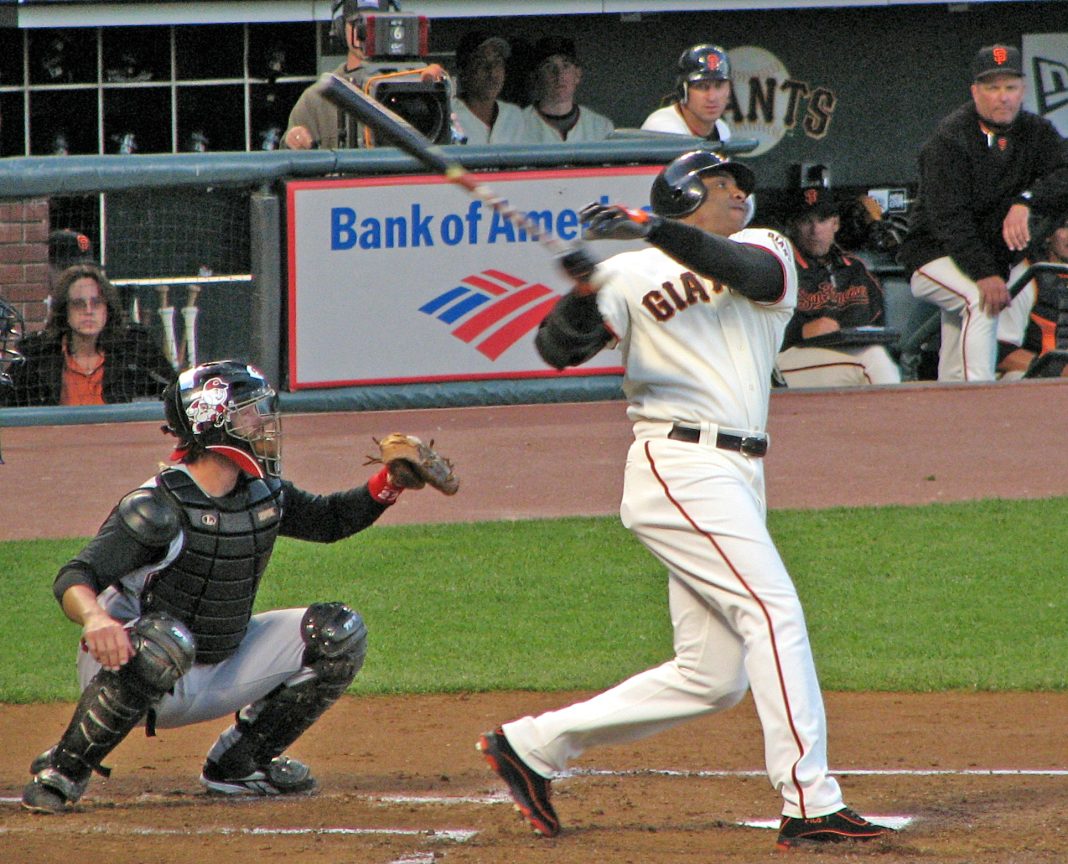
{"left": 163, "top": 360, "right": 282, "bottom": 479}
{"left": 650, "top": 150, "right": 756, "bottom": 218}
{"left": 676, "top": 44, "right": 731, "bottom": 101}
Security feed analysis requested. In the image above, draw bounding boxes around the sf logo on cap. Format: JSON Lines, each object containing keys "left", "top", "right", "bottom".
{"left": 992, "top": 46, "right": 1009, "bottom": 65}
{"left": 705, "top": 54, "right": 721, "bottom": 72}
{"left": 804, "top": 188, "right": 820, "bottom": 206}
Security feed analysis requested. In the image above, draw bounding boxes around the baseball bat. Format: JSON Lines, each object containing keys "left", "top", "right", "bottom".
{"left": 181, "top": 284, "right": 201, "bottom": 368}
{"left": 317, "top": 73, "right": 580, "bottom": 260}
{"left": 156, "top": 284, "right": 179, "bottom": 370}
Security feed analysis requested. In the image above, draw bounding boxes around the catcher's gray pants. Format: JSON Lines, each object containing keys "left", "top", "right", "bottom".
{"left": 77, "top": 608, "right": 310, "bottom": 728}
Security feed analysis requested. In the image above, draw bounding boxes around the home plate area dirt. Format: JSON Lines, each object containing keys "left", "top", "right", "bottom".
{"left": 3, "top": 383, "right": 1068, "bottom": 862}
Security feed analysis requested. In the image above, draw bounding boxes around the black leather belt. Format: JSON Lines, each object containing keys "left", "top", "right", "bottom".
{"left": 667, "top": 423, "right": 769, "bottom": 457}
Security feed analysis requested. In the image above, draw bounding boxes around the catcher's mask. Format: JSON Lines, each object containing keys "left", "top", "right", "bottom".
{"left": 651, "top": 150, "right": 756, "bottom": 219}
{"left": 164, "top": 360, "right": 282, "bottom": 479}
{"left": 676, "top": 44, "right": 731, "bottom": 103}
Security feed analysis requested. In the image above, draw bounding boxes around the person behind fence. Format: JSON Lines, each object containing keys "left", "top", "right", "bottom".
{"left": 641, "top": 43, "right": 733, "bottom": 143}
{"left": 2, "top": 263, "right": 175, "bottom": 407}
{"left": 776, "top": 186, "right": 901, "bottom": 387}
{"left": 476, "top": 150, "right": 892, "bottom": 850}
{"left": 450, "top": 31, "right": 527, "bottom": 146}
{"left": 996, "top": 211, "right": 1068, "bottom": 378}
{"left": 21, "top": 359, "right": 459, "bottom": 814}
{"left": 282, "top": 0, "right": 445, "bottom": 150}
{"left": 897, "top": 44, "right": 1068, "bottom": 382}
{"left": 521, "top": 36, "right": 614, "bottom": 143}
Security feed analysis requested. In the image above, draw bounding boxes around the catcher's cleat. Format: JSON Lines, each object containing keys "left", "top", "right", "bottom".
{"left": 22, "top": 768, "right": 89, "bottom": 815}
{"left": 477, "top": 728, "right": 560, "bottom": 837}
{"left": 776, "top": 806, "right": 891, "bottom": 849}
{"left": 200, "top": 755, "right": 318, "bottom": 797}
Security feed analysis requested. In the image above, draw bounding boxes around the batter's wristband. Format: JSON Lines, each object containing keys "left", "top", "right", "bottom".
{"left": 367, "top": 466, "right": 404, "bottom": 505}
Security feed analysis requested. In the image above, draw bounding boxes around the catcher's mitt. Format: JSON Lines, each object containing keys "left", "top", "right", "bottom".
{"left": 365, "top": 433, "right": 459, "bottom": 495}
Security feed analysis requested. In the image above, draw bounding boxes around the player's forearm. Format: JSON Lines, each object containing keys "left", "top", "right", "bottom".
{"left": 646, "top": 219, "right": 783, "bottom": 300}
{"left": 60, "top": 582, "right": 110, "bottom": 627}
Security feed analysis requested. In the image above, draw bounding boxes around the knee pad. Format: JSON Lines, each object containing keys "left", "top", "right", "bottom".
{"left": 301, "top": 602, "right": 367, "bottom": 684}
{"left": 126, "top": 613, "right": 196, "bottom": 696}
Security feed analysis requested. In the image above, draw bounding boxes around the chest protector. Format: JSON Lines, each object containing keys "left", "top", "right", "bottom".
{"left": 142, "top": 469, "right": 285, "bottom": 664}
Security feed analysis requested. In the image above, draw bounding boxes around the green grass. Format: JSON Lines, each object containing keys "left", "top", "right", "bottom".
{"left": 3, "top": 498, "right": 1067, "bottom": 703}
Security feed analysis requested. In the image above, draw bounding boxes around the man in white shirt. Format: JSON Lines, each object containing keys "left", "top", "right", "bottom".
{"left": 451, "top": 32, "right": 527, "bottom": 146}
{"left": 642, "top": 44, "right": 733, "bottom": 143}
{"left": 522, "top": 36, "right": 614, "bottom": 143}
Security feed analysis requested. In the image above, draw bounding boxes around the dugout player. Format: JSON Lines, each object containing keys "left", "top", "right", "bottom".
{"left": 21, "top": 360, "right": 432, "bottom": 813}
{"left": 641, "top": 44, "right": 733, "bottom": 143}
{"left": 476, "top": 151, "right": 892, "bottom": 850}
{"left": 898, "top": 44, "right": 1068, "bottom": 382}
{"left": 776, "top": 186, "right": 902, "bottom": 387}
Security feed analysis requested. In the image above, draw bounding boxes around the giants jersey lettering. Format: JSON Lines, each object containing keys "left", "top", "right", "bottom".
{"left": 595, "top": 227, "right": 796, "bottom": 430}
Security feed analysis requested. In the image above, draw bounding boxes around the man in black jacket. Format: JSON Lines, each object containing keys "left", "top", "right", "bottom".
{"left": 898, "top": 44, "right": 1068, "bottom": 382}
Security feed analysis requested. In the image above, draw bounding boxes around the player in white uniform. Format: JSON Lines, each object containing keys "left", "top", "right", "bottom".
{"left": 450, "top": 32, "right": 527, "bottom": 146}
{"left": 521, "top": 36, "right": 614, "bottom": 143}
{"left": 477, "top": 151, "right": 892, "bottom": 850}
{"left": 641, "top": 44, "right": 733, "bottom": 143}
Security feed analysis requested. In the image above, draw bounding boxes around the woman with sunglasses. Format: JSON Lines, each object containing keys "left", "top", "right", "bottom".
{"left": 4, "top": 263, "right": 175, "bottom": 406}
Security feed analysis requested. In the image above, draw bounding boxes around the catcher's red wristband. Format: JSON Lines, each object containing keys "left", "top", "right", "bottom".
{"left": 367, "top": 466, "right": 404, "bottom": 504}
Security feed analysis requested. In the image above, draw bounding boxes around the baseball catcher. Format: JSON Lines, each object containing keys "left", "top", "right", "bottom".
{"left": 22, "top": 359, "right": 459, "bottom": 813}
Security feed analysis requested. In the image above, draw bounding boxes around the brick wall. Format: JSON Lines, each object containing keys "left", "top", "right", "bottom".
{"left": 0, "top": 199, "right": 50, "bottom": 332}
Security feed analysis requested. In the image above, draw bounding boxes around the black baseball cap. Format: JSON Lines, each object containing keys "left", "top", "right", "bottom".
{"left": 455, "top": 32, "right": 510, "bottom": 71}
{"left": 971, "top": 44, "right": 1022, "bottom": 81}
{"left": 791, "top": 186, "right": 838, "bottom": 220}
{"left": 532, "top": 36, "right": 578, "bottom": 67}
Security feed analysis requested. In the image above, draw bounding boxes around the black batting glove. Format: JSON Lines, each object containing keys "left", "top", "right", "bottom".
{"left": 580, "top": 203, "right": 660, "bottom": 241}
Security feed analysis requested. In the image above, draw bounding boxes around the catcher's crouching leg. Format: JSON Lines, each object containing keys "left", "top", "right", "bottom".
{"left": 22, "top": 613, "right": 195, "bottom": 814}
{"left": 200, "top": 602, "right": 367, "bottom": 797}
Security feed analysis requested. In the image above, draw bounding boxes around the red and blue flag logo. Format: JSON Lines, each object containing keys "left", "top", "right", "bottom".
{"left": 419, "top": 269, "right": 561, "bottom": 360}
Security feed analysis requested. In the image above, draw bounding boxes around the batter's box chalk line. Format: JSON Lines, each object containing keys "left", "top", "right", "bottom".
{"left": 0, "top": 823, "right": 477, "bottom": 843}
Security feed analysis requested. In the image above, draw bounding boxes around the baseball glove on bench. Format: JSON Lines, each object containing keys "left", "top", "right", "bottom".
{"left": 366, "top": 433, "right": 459, "bottom": 495}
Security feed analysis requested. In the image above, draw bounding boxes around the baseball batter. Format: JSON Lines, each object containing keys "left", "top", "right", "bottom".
{"left": 22, "top": 359, "right": 456, "bottom": 813}
{"left": 477, "top": 151, "right": 890, "bottom": 850}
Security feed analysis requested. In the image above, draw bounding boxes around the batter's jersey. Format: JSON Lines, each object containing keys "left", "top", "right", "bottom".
{"left": 641, "top": 103, "right": 732, "bottom": 142}
{"left": 594, "top": 227, "right": 796, "bottom": 431}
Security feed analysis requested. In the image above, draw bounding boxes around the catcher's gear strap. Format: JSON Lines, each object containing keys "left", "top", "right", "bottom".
{"left": 535, "top": 292, "right": 613, "bottom": 370}
{"left": 206, "top": 604, "right": 366, "bottom": 779}
{"left": 118, "top": 487, "right": 181, "bottom": 547}
{"left": 646, "top": 219, "right": 784, "bottom": 302}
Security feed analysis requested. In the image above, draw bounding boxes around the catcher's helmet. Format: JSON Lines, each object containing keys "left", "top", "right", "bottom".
{"left": 651, "top": 150, "right": 756, "bottom": 218}
{"left": 163, "top": 360, "right": 282, "bottom": 478}
{"left": 676, "top": 44, "right": 731, "bottom": 101}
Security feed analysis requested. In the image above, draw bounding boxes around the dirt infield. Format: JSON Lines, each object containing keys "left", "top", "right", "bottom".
{"left": 3, "top": 381, "right": 1068, "bottom": 862}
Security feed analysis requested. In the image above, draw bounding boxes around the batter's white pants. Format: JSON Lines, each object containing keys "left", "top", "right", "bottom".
{"left": 503, "top": 429, "right": 845, "bottom": 819}
{"left": 910, "top": 256, "right": 1002, "bottom": 381}
{"left": 777, "top": 344, "right": 902, "bottom": 387}
{"left": 78, "top": 607, "right": 311, "bottom": 727}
